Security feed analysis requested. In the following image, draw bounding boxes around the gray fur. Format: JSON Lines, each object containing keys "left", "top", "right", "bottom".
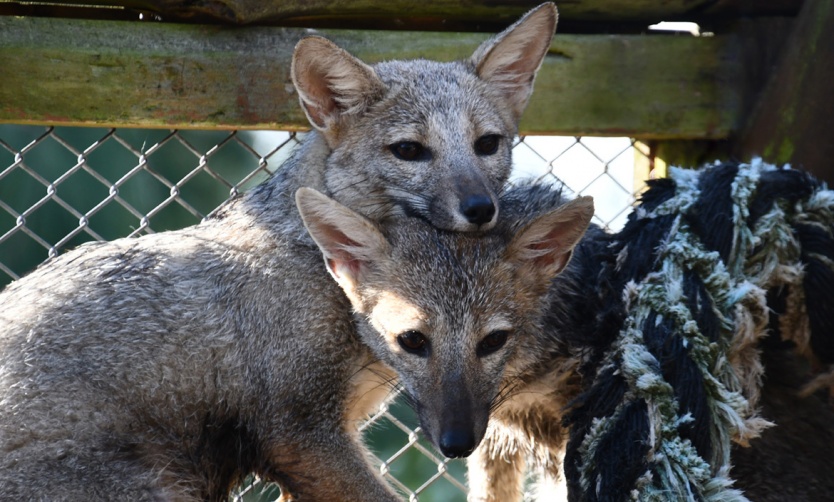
{"left": 0, "top": 4, "right": 558, "bottom": 500}
{"left": 0, "top": 214, "right": 389, "bottom": 501}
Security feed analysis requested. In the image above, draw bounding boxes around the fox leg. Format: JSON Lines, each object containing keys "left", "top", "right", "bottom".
{"left": 265, "top": 430, "right": 398, "bottom": 502}
{"left": 468, "top": 410, "right": 569, "bottom": 502}
{"left": 531, "top": 445, "right": 568, "bottom": 501}
{"left": 467, "top": 430, "right": 526, "bottom": 502}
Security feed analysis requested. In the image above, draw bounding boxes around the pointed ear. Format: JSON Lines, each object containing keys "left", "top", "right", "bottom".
{"left": 471, "top": 2, "right": 558, "bottom": 122}
{"left": 291, "top": 36, "right": 385, "bottom": 143}
{"left": 295, "top": 187, "right": 390, "bottom": 306}
{"left": 506, "top": 196, "right": 594, "bottom": 281}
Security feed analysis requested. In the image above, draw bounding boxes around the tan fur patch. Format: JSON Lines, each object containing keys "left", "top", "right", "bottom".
{"left": 369, "top": 291, "right": 428, "bottom": 346}
{"left": 344, "top": 360, "right": 397, "bottom": 426}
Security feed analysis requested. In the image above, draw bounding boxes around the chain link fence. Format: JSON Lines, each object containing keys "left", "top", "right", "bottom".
{"left": 0, "top": 124, "right": 649, "bottom": 501}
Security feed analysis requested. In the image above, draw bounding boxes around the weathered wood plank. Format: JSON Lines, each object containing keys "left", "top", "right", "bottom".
{"left": 0, "top": 17, "right": 742, "bottom": 138}
{"left": 0, "top": 0, "right": 804, "bottom": 26}
{"left": 736, "top": 0, "right": 834, "bottom": 182}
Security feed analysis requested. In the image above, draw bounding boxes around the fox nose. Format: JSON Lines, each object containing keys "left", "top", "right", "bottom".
{"left": 438, "top": 429, "right": 476, "bottom": 458}
{"left": 460, "top": 195, "right": 496, "bottom": 226}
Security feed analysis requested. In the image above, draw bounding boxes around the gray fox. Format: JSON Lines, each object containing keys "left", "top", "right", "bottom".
{"left": 0, "top": 4, "right": 558, "bottom": 501}
{"left": 297, "top": 185, "right": 593, "bottom": 453}
{"left": 286, "top": 2, "right": 557, "bottom": 233}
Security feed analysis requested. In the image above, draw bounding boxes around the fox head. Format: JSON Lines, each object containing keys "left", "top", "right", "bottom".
{"left": 290, "top": 3, "right": 558, "bottom": 232}
{"left": 297, "top": 186, "right": 593, "bottom": 459}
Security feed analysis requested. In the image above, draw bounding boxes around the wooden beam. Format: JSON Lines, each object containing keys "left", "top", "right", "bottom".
{"left": 0, "top": 0, "right": 804, "bottom": 27}
{"left": 0, "top": 17, "right": 742, "bottom": 138}
{"left": 735, "top": 0, "right": 834, "bottom": 182}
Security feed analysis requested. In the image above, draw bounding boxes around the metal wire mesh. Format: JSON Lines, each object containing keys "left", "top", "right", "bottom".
{"left": 0, "top": 124, "right": 649, "bottom": 501}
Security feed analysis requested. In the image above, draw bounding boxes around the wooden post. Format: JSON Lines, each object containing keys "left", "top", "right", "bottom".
{"left": 735, "top": 0, "right": 834, "bottom": 182}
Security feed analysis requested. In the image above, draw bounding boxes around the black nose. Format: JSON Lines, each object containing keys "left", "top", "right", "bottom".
{"left": 460, "top": 195, "right": 496, "bottom": 226}
{"left": 438, "top": 429, "right": 476, "bottom": 458}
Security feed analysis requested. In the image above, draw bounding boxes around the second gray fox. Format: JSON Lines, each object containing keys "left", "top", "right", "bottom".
{"left": 297, "top": 186, "right": 593, "bottom": 463}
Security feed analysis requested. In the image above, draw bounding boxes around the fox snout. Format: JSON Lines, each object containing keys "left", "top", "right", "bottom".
{"left": 438, "top": 422, "right": 478, "bottom": 459}
{"left": 459, "top": 194, "right": 496, "bottom": 227}
{"left": 453, "top": 173, "right": 499, "bottom": 229}
{"left": 426, "top": 171, "right": 500, "bottom": 231}
{"left": 434, "top": 401, "right": 488, "bottom": 459}
{"left": 422, "top": 384, "right": 489, "bottom": 459}
{"left": 428, "top": 189, "right": 498, "bottom": 232}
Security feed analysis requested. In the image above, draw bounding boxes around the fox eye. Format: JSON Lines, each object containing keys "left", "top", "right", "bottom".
{"left": 397, "top": 330, "right": 428, "bottom": 355}
{"left": 477, "top": 330, "right": 509, "bottom": 357}
{"left": 474, "top": 134, "right": 501, "bottom": 156}
{"left": 390, "top": 141, "right": 429, "bottom": 161}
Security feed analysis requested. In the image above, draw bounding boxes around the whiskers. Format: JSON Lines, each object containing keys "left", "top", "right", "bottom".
{"left": 328, "top": 174, "right": 372, "bottom": 198}
{"left": 488, "top": 374, "right": 550, "bottom": 415}
{"left": 383, "top": 187, "right": 432, "bottom": 221}
{"left": 489, "top": 376, "right": 525, "bottom": 415}
{"left": 328, "top": 176, "right": 432, "bottom": 223}
{"left": 350, "top": 358, "right": 401, "bottom": 401}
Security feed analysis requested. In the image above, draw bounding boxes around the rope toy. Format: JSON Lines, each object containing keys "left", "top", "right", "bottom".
{"left": 562, "top": 159, "right": 834, "bottom": 501}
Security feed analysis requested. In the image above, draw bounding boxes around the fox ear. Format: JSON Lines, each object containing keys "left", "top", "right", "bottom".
{"left": 506, "top": 195, "right": 594, "bottom": 282}
{"left": 296, "top": 187, "right": 389, "bottom": 305}
{"left": 471, "top": 2, "right": 557, "bottom": 123}
{"left": 291, "top": 36, "right": 385, "bottom": 143}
